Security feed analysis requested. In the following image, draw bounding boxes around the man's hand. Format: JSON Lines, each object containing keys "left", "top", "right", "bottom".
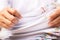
{"left": 49, "top": 8, "right": 60, "bottom": 27}
{"left": 0, "top": 7, "right": 22, "bottom": 29}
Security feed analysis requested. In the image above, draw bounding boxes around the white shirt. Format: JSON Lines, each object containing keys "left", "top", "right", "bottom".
{"left": 0, "top": 0, "right": 60, "bottom": 40}
{"left": 0, "top": 0, "right": 59, "bottom": 33}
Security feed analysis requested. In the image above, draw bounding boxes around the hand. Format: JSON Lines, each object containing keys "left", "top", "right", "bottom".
{"left": 49, "top": 8, "right": 60, "bottom": 27}
{"left": 0, "top": 7, "right": 22, "bottom": 29}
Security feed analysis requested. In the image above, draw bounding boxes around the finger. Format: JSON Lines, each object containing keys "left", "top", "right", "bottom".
{"left": 49, "top": 23, "right": 60, "bottom": 28}
{"left": 0, "top": 21, "right": 9, "bottom": 29}
{"left": 1, "top": 10, "right": 18, "bottom": 23}
{"left": 49, "top": 9, "right": 60, "bottom": 21}
{"left": 0, "top": 15, "right": 14, "bottom": 27}
{"left": 6, "top": 7, "right": 22, "bottom": 18}
{"left": 55, "top": 22, "right": 60, "bottom": 27}
{"left": 49, "top": 16, "right": 60, "bottom": 27}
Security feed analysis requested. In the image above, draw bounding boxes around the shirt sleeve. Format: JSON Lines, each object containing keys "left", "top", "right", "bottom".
{"left": 0, "top": 0, "right": 8, "bottom": 11}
